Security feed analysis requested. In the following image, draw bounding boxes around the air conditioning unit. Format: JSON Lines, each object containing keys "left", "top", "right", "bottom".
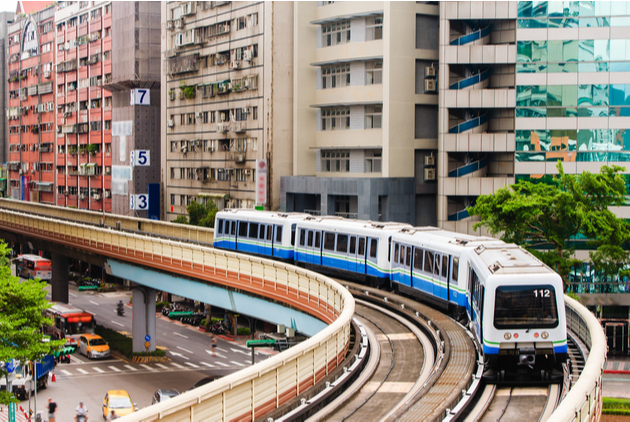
{"left": 424, "top": 156, "right": 435, "bottom": 166}
{"left": 246, "top": 107, "right": 252, "bottom": 114}
{"left": 242, "top": 50, "right": 252, "bottom": 62}
{"left": 425, "top": 66, "right": 437, "bottom": 77}
{"left": 168, "top": 119, "right": 174, "bottom": 128}
{"left": 208, "top": 146, "right": 215, "bottom": 153}
{"left": 230, "top": 60, "right": 240, "bottom": 69}
{"left": 44, "top": 71, "right": 51, "bottom": 79}
{"left": 424, "top": 79, "right": 437, "bottom": 92}
{"left": 234, "top": 153, "right": 246, "bottom": 163}
{"left": 424, "top": 168, "right": 436, "bottom": 181}
{"left": 217, "top": 122, "right": 229, "bottom": 133}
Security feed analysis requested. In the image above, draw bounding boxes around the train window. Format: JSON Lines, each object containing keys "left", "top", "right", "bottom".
{"left": 259, "top": 224, "right": 266, "bottom": 240}
{"left": 299, "top": 229, "right": 306, "bottom": 246}
{"left": 394, "top": 244, "right": 399, "bottom": 264}
{"left": 239, "top": 222, "right": 248, "bottom": 237}
{"left": 307, "top": 231, "right": 313, "bottom": 247}
{"left": 324, "top": 232, "right": 335, "bottom": 251}
{"left": 315, "top": 232, "right": 321, "bottom": 248}
{"left": 291, "top": 224, "right": 297, "bottom": 246}
{"left": 217, "top": 219, "right": 223, "bottom": 235}
{"left": 442, "top": 255, "right": 448, "bottom": 277}
{"left": 337, "top": 235, "right": 348, "bottom": 253}
{"left": 358, "top": 238, "right": 365, "bottom": 256}
{"left": 230, "top": 221, "right": 236, "bottom": 236}
{"left": 349, "top": 236, "right": 356, "bottom": 254}
{"left": 494, "top": 285, "right": 558, "bottom": 329}
{"left": 399, "top": 245, "right": 405, "bottom": 264}
{"left": 267, "top": 225, "right": 272, "bottom": 241}
{"left": 424, "top": 250, "right": 434, "bottom": 274}
{"left": 369, "top": 239, "right": 377, "bottom": 258}
{"left": 276, "top": 226, "right": 283, "bottom": 242}
{"left": 434, "top": 254, "right": 441, "bottom": 276}
{"left": 452, "top": 257, "right": 459, "bottom": 282}
{"left": 413, "top": 248, "right": 423, "bottom": 270}
{"left": 406, "top": 246, "right": 411, "bottom": 267}
{"left": 249, "top": 223, "right": 259, "bottom": 239}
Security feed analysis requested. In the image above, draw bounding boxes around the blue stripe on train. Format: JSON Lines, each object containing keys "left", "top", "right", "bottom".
{"left": 483, "top": 343, "right": 568, "bottom": 355}
{"left": 214, "top": 240, "right": 294, "bottom": 260}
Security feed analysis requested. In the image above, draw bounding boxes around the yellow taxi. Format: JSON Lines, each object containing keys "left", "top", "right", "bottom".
{"left": 78, "top": 334, "right": 111, "bottom": 359}
{"left": 102, "top": 390, "right": 137, "bottom": 419}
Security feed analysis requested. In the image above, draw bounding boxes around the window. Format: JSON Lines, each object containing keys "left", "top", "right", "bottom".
{"left": 494, "top": 285, "right": 559, "bottom": 329}
{"left": 434, "top": 254, "right": 441, "bottom": 276}
{"left": 315, "top": 232, "right": 321, "bottom": 248}
{"left": 276, "top": 226, "right": 283, "bottom": 242}
{"left": 249, "top": 223, "right": 258, "bottom": 239}
{"left": 424, "top": 250, "right": 434, "bottom": 273}
{"left": 248, "top": 12, "right": 258, "bottom": 26}
{"left": 234, "top": 16, "right": 246, "bottom": 30}
{"left": 349, "top": 236, "right": 356, "bottom": 254}
{"left": 369, "top": 238, "right": 378, "bottom": 258}
{"left": 365, "top": 150, "right": 382, "bottom": 172}
{"left": 452, "top": 257, "right": 459, "bottom": 282}
{"left": 366, "top": 61, "right": 382, "bottom": 85}
{"left": 365, "top": 105, "right": 382, "bottom": 129}
{"left": 322, "top": 64, "right": 350, "bottom": 89}
{"left": 79, "top": 13, "right": 88, "bottom": 24}
{"left": 321, "top": 150, "right": 350, "bottom": 172}
{"left": 324, "top": 232, "right": 335, "bottom": 251}
{"left": 322, "top": 20, "right": 351, "bottom": 47}
{"left": 252, "top": 107, "right": 258, "bottom": 120}
{"left": 308, "top": 231, "right": 314, "bottom": 247}
{"left": 414, "top": 248, "right": 423, "bottom": 270}
{"left": 321, "top": 107, "right": 350, "bottom": 131}
{"left": 336, "top": 235, "right": 348, "bottom": 253}
{"left": 442, "top": 255, "right": 448, "bottom": 279}
{"left": 366, "top": 16, "right": 383, "bottom": 41}
{"left": 394, "top": 244, "right": 399, "bottom": 263}
{"left": 299, "top": 229, "right": 306, "bottom": 246}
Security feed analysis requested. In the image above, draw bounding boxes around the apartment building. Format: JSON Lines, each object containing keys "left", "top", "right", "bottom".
{"left": 161, "top": 1, "right": 293, "bottom": 220}
{"left": 281, "top": 2, "right": 440, "bottom": 225}
{"left": 7, "top": 4, "right": 56, "bottom": 202}
{"left": 0, "top": 11, "right": 16, "bottom": 182}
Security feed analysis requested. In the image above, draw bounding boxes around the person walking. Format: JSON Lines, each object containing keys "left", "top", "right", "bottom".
{"left": 47, "top": 398, "right": 57, "bottom": 422}
{"left": 210, "top": 333, "right": 217, "bottom": 356}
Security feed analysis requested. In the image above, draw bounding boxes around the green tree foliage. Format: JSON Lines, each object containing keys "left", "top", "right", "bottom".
{"left": 468, "top": 162, "right": 630, "bottom": 289}
{"left": 0, "top": 242, "right": 64, "bottom": 404}
{"left": 173, "top": 200, "right": 218, "bottom": 228}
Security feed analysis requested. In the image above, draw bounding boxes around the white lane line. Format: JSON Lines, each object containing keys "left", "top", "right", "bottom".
{"left": 177, "top": 346, "right": 194, "bottom": 354}
{"left": 140, "top": 364, "right": 155, "bottom": 371}
{"left": 200, "top": 362, "right": 215, "bottom": 368}
{"left": 231, "top": 348, "right": 250, "bottom": 355}
{"left": 216, "top": 347, "right": 228, "bottom": 353}
{"left": 230, "top": 361, "right": 245, "bottom": 367}
{"left": 111, "top": 320, "right": 124, "bottom": 327}
{"left": 92, "top": 367, "right": 105, "bottom": 373}
{"left": 76, "top": 368, "right": 89, "bottom": 374}
{"left": 89, "top": 300, "right": 100, "bottom": 306}
{"left": 185, "top": 362, "right": 199, "bottom": 368}
{"left": 215, "top": 361, "right": 229, "bottom": 367}
{"left": 124, "top": 365, "right": 138, "bottom": 372}
{"left": 108, "top": 366, "right": 121, "bottom": 372}
{"left": 155, "top": 363, "right": 169, "bottom": 370}
{"left": 173, "top": 332, "right": 188, "bottom": 339}
{"left": 69, "top": 293, "right": 77, "bottom": 297}
{"left": 61, "top": 369, "right": 73, "bottom": 376}
{"left": 170, "top": 362, "right": 185, "bottom": 369}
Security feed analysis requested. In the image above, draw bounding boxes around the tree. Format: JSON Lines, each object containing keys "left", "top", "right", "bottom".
{"left": 0, "top": 242, "right": 64, "bottom": 404}
{"left": 173, "top": 200, "right": 218, "bottom": 228}
{"left": 468, "top": 162, "right": 630, "bottom": 290}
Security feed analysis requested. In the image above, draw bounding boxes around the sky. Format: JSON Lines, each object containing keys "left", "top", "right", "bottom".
{"left": 2, "top": 1, "right": 17, "bottom": 14}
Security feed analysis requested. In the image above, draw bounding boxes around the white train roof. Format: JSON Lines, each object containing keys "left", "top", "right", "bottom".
{"left": 217, "top": 209, "right": 310, "bottom": 221}
{"left": 298, "top": 216, "right": 412, "bottom": 232}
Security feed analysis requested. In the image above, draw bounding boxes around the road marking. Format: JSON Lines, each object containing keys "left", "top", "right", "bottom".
{"left": 140, "top": 364, "right": 155, "bottom": 371}
{"left": 185, "top": 362, "right": 199, "bottom": 368}
{"left": 108, "top": 366, "right": 121, "bottom": 372}
{"left": 200, "top": 362, "right": 215, "bottom": 368}
{"left": 177, "top": 346, "right": 194, "bottom": 354}
{"left": 173, "top": 332, "right": 188, "bottom": 339}
{"left": 69, "top": 293, "right": 77, "bottom": 297}
{"left": 155, "top": 363, "right": 169, "bottom": 370}
{"left": 215, "top": 361, "right": 229, "bottom": 367}
{"left": 111, "top": 320, "right": 124, "bottom": 327}
{"left": 231, "top": 348, "right": 250, "bottom": 355}
{"left": 76, "top": 368, "right": 89, "bottom": 374}
{"left": 89, "top": 300, "right": 100, "bottom": 306}
{"left": 61, "top": 369, "right": 73, "bottom": 376}
{"left": 170, "top": 362, "right": 185, "bottom": 369}
{"left": 206, "top": 350, "right": 226, "bottom": 359}
{"left": 92, "top": 367, "right": 105, "bottom": 373}
{"left": 230, "top": 361, "right": 245, "bottom": 366}
{"left": 216, "top": 347, "right": 228, "bottom": 353}
{"left": 124, "top": 365, "right": 138, "bottom": 372}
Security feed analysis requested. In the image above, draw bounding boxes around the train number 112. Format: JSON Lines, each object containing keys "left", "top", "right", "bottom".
{"left": 533, "top": 289, "right": 550, "bottom": 298}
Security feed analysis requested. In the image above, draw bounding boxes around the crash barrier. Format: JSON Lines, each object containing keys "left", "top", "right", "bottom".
{"left": 548, "top": 296, "right": 606, "bottom": 421}
{"left": 0, "top": 198, "right": 215, "bottom": 244}
{"left": 0, "top": 207, "right": 354, "bottom": 421}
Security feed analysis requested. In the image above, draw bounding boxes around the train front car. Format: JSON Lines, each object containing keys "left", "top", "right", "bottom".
{"left": 471, "top": 244, "right": 567, "bottom": 383}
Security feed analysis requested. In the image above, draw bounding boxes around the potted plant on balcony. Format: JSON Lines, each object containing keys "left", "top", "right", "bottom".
{"left": 68, "top": 146, "right": 77, "bottom": 155}
{"left": 87, "top": 144, "right": 98, "bottom": 155}
{"left": 79, "top": 145, "right": 86, "bottom": 155}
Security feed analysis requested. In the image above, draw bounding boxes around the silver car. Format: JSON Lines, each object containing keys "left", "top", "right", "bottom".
{"left": 151, "top": 389, "right": 180, "bottom": 405}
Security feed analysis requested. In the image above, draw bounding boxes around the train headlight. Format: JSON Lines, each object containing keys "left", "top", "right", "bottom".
{"left": 504, "top": 332, "right": 511, "bottom": 340}
{"left": 541, "top": 331, "right": 549, "bottom": 339}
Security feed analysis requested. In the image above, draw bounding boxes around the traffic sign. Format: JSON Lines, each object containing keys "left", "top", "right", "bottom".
{"left": 144, "top": 335, "right": 151, "bottom": 342}
{"left": 6, "top": 359, "right": 16, "bottom": 373}
{"left": 144, "top": 341, "right": 150, "bottom": 350}
{"left": 9, "top": 402, "right": 15, "bottom": 422}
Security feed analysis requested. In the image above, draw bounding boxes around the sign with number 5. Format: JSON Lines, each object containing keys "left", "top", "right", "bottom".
{"left": 130, "top": 150, "right": 150, "bottom": 167}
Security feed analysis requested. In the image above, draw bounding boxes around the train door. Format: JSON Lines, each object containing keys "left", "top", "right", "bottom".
{"left": 297, "top": 227, "right": 308, "bottom": 263}
{"left": 225, "top": 220, "right": 236, "bottom": 247}
{"left": 273, "top": 225, "right": 283, "bottom": 258}
{"left": 347, "top": 236, "right": 358, "bottom": 273}
{"left": 401, "top": 244, "right": 412, "bottom": 287}
{"left": 434, "top": 252, "right": 449, "bottom": 301}
{"left": 357, "top": 237, "right": 367, "bottom": 274}
{"left": 258, "top": 224, "right": 270, "bottom": 256}
{"left": 366, "top": 238, "right": 379, "bottom": 277}
{"left": 412, "top": 247, "right": 423, "bottom": 290}
{"left": 335, "top": 234, "right": 349, "bottom": 271}
{"left": 313, "top": 231, "right": 322, "bottom": 266}
{"left": 449, "top": 256, "right": 459, "bottom": 304}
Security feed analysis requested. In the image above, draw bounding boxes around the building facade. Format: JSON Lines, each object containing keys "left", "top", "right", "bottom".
{"left": 281, "top": 2, "right": 440, "bottom": 226}
{"left": 0, "top": 11, "right": 16, "bottom": 185}
{"left": 161, "top": 1, "right": 293, "bottom": 221}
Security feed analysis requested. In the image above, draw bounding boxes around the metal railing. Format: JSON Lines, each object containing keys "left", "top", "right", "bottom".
{"left": 548, "top": 296, "right": 605, "bottom": 421}
{"left": 0, "top": 206, "right": 354, "bottom": 422}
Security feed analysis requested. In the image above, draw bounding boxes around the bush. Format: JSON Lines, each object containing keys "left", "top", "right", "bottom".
{"left": 156, "top": 301, "right": 170, "bottom": 311}
{"left": 95, "top": 325, "right": 166, "bottom": 358}
{"left": 237, "top": 327, "right": 250, "bottom": 336}
{"left": 604, "top": 397, "right": 630, "bottom": 411}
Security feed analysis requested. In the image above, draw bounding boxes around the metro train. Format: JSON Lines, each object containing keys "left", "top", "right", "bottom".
{"left": 213, "top": 209, "right": 568, "bottom": 381}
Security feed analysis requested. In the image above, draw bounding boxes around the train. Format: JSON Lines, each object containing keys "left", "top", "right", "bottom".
{"left": 213, "top": 209, "right": 568, "bottom": 381}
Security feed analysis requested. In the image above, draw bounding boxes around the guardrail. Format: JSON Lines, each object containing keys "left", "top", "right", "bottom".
{"left": 0, "top": 207, "right": 354, "bottom": 422}
{"left": 0, "top": 198, "right": 215, "bottom": 244}
{"left": 548, "top": 296, "right": 605, "bottom": 421}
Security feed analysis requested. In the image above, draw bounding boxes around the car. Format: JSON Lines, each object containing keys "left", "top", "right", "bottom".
{"left": 151, "top": 388, "right": 180, "bottom": 405}
{"left": 186, "top": 376, "right": 221, "bottom": 392}
{"left": 79, "top": 334, "right": 111, "bottom": 359}
{"left": 102, "top": 390, "right": 137, "bottom": 419}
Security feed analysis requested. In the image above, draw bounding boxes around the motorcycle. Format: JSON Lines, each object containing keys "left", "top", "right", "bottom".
{"left": 117, "top": 305, "right": 124, "bottom": 316}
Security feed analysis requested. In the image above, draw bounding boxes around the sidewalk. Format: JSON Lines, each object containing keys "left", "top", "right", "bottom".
{"left": 604, "top": 355, "right": 630, "bottom": 374}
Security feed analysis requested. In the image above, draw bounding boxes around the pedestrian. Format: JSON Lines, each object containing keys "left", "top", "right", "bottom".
{"left": 210, "top": 333, "right": 217, "bottom": 356}
{"left": 107, "top": 410, "right": 119, "bottom": 421}
{"left": 48, "top": 398, "right": 57, "bottom": 422}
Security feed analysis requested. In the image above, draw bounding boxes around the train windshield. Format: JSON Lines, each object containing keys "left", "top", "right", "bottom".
{"left": 493, "top": 285, "right": 558, "bottom": 329}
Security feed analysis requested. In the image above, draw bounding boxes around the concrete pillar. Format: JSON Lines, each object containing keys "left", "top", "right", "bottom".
{"left": 50, "top": 254, "right": 69, "bottom": 303}
{"left": 132, "top": 286, "right": 156, "bottom": 353}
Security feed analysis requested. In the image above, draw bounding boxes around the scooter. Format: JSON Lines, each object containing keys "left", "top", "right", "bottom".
{"left": 117, "top": 306, "right": 124, "bottom": 316}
